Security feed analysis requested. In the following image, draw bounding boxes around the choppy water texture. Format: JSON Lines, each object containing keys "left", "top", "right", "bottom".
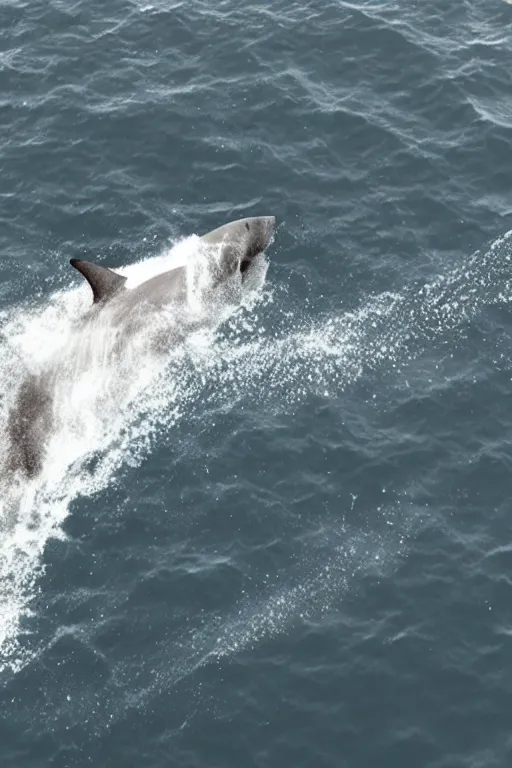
{"left": 1, "top": 1, "right": 512, "bottom": 766}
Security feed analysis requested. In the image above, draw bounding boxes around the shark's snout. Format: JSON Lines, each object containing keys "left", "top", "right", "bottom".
{"left": 198, "top": 215, "right": 276, "bottom": 279}
{"left": 252, "top": 215, "right": 276, "bottom": 241}
{"left": 256, "top": 215, "right": 276, "bottom": 250}
{"left": 239, "top": 216, "right": 276, "bottom": 275}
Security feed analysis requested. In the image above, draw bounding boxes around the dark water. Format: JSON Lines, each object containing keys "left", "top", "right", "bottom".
{"left": 1, "top": 0, "right": 512, "bottom": 765}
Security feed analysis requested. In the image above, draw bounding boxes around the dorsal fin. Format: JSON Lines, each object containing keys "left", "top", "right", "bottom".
{"left": 70, "top": 259, "right": 127, "bottom": 304}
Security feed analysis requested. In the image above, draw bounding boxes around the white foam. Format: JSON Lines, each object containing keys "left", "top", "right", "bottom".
{"left": 0, "top": 234, "right": 265, "bottom": 674}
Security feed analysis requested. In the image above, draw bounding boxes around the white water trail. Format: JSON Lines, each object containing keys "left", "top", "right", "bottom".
{"left": 0, "top": 234, "right": 265, "bottom": 674}
{"left": 0, "top": 229, "right": 511, "bottom": 674}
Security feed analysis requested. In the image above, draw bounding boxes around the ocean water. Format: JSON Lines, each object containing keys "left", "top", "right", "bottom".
{"left": 1, "top": 0, "right": 512, "bottom": 765}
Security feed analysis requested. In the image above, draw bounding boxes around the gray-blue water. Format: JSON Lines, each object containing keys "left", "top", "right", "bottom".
{"left": 1, "top": 1, "right": 512, "bottom": 765}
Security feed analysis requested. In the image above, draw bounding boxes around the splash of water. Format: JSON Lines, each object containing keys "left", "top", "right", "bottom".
{"left": 0, "top": 234, "right": 265, "bottom": 673}
{"left": 0, "top": 229, "right": 511, "bottom": 674}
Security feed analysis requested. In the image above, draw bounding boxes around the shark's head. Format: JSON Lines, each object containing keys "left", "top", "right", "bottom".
{"left": 69, "top": 216, "right": 277, "bottom": 320}
{"left": 199, "top": 216, "right": 276, "bottom": 283}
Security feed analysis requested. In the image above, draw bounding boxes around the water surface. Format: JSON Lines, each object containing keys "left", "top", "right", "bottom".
{"left": 1, "top": 1, "right": 512, "bottom": 766}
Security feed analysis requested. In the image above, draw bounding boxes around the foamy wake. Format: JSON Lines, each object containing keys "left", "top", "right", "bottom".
{"left": 0, "top": 229, "right": 511, "bottom": 676}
